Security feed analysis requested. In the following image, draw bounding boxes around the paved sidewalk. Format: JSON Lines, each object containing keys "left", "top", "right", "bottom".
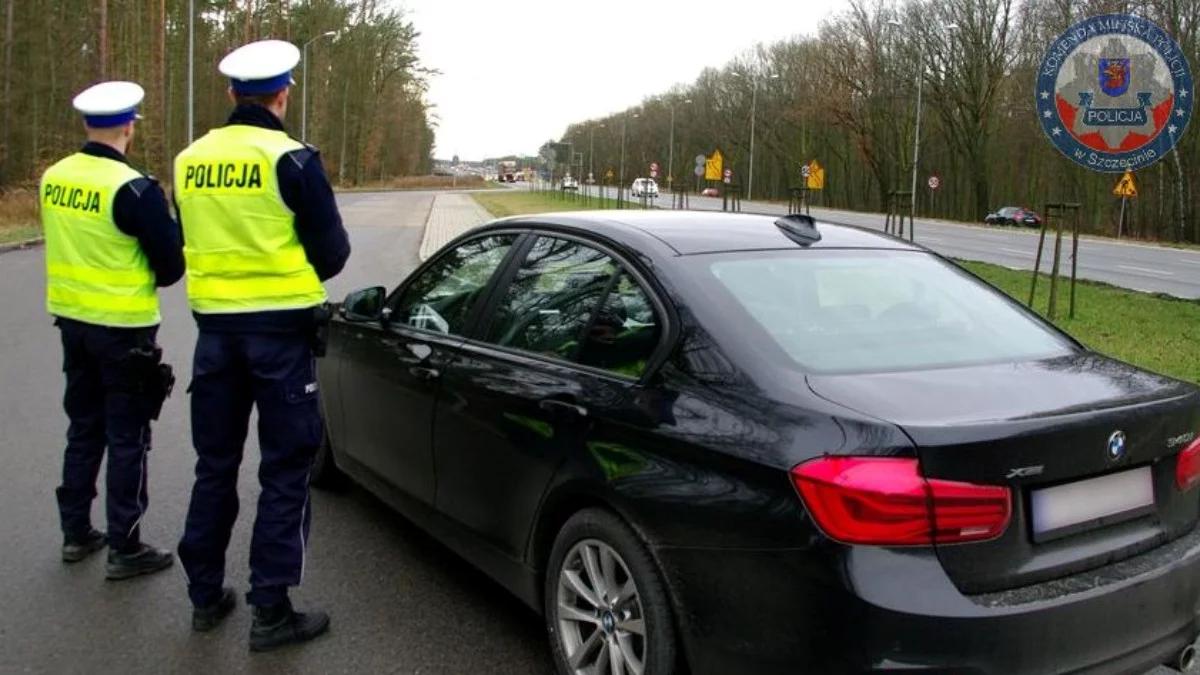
{"left": 419, "top": 193, "right": 494, "bottom": 260}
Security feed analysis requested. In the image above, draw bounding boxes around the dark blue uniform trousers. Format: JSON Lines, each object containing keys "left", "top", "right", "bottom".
{"left": 55, "top": 318, "right": 156, "bottom": 552}
{"left": 178, "top": 330, "right": 322, "bottom": 608}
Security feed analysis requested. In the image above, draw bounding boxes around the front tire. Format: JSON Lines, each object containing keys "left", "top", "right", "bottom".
{"left": 545, "top": 508, "right": 677, "bottom": 675}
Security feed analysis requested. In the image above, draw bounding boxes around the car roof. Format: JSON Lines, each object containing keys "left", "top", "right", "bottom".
{"left": 484, "top": 210, "right": 924, "bottom": 256}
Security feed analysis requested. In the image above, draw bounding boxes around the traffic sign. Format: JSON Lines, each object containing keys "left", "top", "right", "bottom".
{"left": 805, "top": 160, "right": 825, "bottom": 190}
{"left": 705, "top": 150, "right": 724, "bottom": 181}
{"left": 927, "top": 175, "right": 941, "bottom": 191}
{"left": 800, "top": 164, "right": 811, "bottom": 179}
{"left": 693, "top": 165, "right": 704, "bottom": 177}
{"left": 1113, "top": 170, "right": 1137, "bottom": 197}
{"left": 722, "top": 168, "right": 732, "bottom": 184}
{"left": 694, "top": 154, "right": 706, "bottom": 165}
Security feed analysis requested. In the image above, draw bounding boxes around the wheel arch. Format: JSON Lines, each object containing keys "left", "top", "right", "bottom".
{"left": 528, "top": 481, "right": 695, "bottom": 673}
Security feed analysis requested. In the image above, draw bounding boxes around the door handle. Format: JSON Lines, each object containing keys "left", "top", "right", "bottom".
{"left": 409, "top": 366, "right": 440, "bottom": 381}
{"left": 539, "top": 399, "right": 589, "bottom": 418}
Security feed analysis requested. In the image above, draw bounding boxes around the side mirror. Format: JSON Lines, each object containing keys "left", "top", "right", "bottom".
{"left": 341, "top": 286, "right": 387, "bottom": 322}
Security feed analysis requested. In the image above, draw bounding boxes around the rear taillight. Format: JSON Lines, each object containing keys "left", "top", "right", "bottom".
{"left": 790, "top": 457, "right": 1011, "bottom": 546}
{"left": 1175, "top": 437, "right": 1200, "bottom": 491}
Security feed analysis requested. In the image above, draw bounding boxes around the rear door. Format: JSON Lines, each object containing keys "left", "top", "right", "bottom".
{"left": 431, "top": 233, "right": 667, "bottom": 559}
{"left": 337, "top": 232, "right": 523, "bottom": 504}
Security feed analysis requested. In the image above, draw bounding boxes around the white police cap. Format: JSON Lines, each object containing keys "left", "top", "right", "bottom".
{"left": 72, "top": 81, "right": 145, "bottom": 128}
{"left": 219, "top": 40, "right": 301, "bottom": 95}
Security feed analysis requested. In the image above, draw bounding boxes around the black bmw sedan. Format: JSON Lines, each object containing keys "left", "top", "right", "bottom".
{"left": 314, "top": 210, "right": 1200, "bottom": 674}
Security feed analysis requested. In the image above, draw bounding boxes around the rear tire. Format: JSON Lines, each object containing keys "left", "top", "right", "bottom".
{"left": 545, "top": 508, "right": 677, "bottom": 675}
{"left": 310, "top": 428, "right": 347, "bottom": 490}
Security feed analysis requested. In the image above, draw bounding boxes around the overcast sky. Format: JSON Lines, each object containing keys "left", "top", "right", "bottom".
{"left": 400, "top": 0, "right": 849, "bottom": 160}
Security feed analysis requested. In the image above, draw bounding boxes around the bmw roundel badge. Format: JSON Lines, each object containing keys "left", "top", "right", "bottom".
{"left": 1108, "top": 430, "right": 1128, "bottom": 461}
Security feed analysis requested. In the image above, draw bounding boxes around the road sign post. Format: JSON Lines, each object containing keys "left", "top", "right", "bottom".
{"left": 1113, "top": 170, "right": 1137, "bottom": 239}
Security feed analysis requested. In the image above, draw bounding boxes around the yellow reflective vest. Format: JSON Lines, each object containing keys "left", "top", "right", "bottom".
{"left": 42, "top": 153, "right": 160, "bottom": 327}
{"left": 174, "top": 125, "right": 326, "bottom": 314}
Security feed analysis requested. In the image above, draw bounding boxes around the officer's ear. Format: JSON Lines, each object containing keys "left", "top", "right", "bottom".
{"left": 275, "top": 87, "right": 290, "bottom": 119}
{"left": 226, "top": 87, "right": 237, "bottom": 105}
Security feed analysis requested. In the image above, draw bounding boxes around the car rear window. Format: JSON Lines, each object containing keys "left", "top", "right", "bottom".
{"left": 702, "top": 250, "right": 1075, "bottom": 374}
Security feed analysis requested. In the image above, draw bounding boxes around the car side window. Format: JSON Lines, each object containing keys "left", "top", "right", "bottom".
{"left": 393, "top": 234, "right": 518, "bottom": 335}
{"left": 577, "top": 273, "right": 661, "bottom": 378}
{"left": 484, "top": 236, "right": 618, "bottom": 360}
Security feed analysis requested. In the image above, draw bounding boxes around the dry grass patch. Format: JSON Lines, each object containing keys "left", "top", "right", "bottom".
{"left": 340, "top": 175, "right": 492, "bottom": 192}
{"left": 0, "top": 189, "right": 40, "bottom": 244}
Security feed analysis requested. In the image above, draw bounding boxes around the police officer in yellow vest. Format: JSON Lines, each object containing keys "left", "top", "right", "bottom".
{"left": 175, "top": 40, "right": 350, "bottom": 647}
{"left": 43, "top": 81, "right": 183, "bottom": 578}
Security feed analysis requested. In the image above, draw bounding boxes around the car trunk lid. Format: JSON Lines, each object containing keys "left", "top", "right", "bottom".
{"left": 807, "top": 353, "right": 1200, "bottom": 594}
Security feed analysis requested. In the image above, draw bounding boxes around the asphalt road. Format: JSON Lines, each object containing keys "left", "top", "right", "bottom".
{"left": 576, "top": 183, "right": 1200, "bottom": 299}
{"left": 0, "top": 190, "right": 553, "bottom": 675}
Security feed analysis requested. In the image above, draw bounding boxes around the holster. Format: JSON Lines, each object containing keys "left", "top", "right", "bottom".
{"left": 311, "top": 303, "right": 333, "bottom": 358}
{"left": 123, "top": 345, "right": 175, "bottom": 420}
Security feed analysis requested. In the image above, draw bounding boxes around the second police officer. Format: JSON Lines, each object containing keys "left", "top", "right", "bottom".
{"left": 174, "top": 40, "right": 350, "bottom": 650}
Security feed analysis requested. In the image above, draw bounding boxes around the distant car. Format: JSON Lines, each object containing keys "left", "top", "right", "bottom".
{"left": 700, "top": 187, "right": 720, "bottom": 197}
{"left": 562, "top": 176, "right": 579, "bottom": 191}
{"left": 631, "top": 177, "right": 659, "bottom": 198}
{"left": 986, "top": 206, "right": 1041, "bottom": 227}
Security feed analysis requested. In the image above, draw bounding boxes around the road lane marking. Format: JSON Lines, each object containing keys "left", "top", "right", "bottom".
{"left": 1117, "top": 264, "right": 1174, "bottom": 276}
{"left": 1000, "top": 247, "right": 1029, "bottom": 255}
{"left": 1182, "top": 259, "right": 1200, "bottom": 265}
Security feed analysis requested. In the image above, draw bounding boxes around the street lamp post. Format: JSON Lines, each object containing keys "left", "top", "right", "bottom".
{"left": 736, "top": 70, "right": 778, "bottom": 202}
{"left": 187, "top": 0, "right": 194, "bottom": 143}
{"left": 667, "top": 98, "right": 692, "bottom": 193}
{"left": 302, "top": 31, "right": 338, "bottom": 144}
{"left": 619, "top": 111, "right": 639, "bottom": 196}
{"left": 888, "top": 19, "right": 956, "bottom": 237}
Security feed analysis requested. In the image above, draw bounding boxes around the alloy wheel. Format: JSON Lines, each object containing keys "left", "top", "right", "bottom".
{"left": 555, "top": 538, "right": 647, "bottom": 675}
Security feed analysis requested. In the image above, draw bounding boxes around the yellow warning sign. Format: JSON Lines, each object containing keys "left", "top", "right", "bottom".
{"left": 806, "top": 160, "right": 826, "bottom": 190}
{"left": 1113, "top": 170, "right": 1137, "bottom": 198}
{"left": 704, "top": 150, "right": 724, "bottom": 181}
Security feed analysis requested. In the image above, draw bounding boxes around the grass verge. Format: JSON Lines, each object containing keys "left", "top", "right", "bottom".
{"left": 0, "top": 189, "right": 40, "bottom": 245}
{"left": 472, "top": 189, "right": 631, "bottom": 218}
{"left": 959, "top": 260, "right": 1200, "bottom": 385}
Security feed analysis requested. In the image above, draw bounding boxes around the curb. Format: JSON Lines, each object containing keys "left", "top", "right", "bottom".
{"left": 0, "top": 236, "right": 44, "bottom": 255}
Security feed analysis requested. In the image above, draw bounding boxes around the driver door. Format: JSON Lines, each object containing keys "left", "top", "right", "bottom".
{"left": 337, "top": 232, "right": 523, "bottom": 504}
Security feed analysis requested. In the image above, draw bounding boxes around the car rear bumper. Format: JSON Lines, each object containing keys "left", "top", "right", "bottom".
{"left": 655, "top": 525, "right": 1200, "bottom": 674}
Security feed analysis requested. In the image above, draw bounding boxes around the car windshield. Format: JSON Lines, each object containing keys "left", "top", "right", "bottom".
{"left": 700, "top": 250, "right": 1075, "bottom": 374}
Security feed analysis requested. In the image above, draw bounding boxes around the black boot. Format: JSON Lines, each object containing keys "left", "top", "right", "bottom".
{"left": 105, "top": 543, "right": 174, "bottom": 580}
{"left": 249, "top": 600, "right": 330, "bottom": 652}
{"left": 193, "top": 586, "right": 237, "bottom": 632}
{"left": 62, "top": 529, "right": 107, "bottom": 563}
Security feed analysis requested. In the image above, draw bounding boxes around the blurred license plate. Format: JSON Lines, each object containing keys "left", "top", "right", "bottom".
{"left": 1030, "top": 466, "right": 1155, "bottom": 541}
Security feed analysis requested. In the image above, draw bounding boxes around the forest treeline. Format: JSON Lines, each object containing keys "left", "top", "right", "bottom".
{"left": 0, "top": 0, "right": 433, "bottom": 190}
{"left": 558, "top": 0, "right": 1200, "bottom": 243}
